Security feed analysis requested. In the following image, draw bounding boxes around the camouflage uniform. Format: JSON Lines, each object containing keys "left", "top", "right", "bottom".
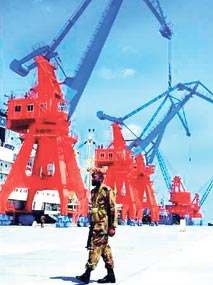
{"left": 86, "top": 183, "right": 116, "bottom": 270}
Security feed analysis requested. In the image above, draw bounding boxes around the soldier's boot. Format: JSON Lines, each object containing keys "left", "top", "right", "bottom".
{"left": 97, "top": 268, "right": 116, "bottom": 283}
{"left": 76, "top": 267, "right": 92, "bottom": 284}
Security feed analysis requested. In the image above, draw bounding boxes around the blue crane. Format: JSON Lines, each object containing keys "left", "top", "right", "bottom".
{"left": 97, "top": 81, "right": 213, "bottom": 208}
{"left": 199, "top": 177, "right": 213, "bottom": 207}
{"left": 10, "top": 0, "right": 172, "bottom": 77}
{"left": 97, "top": 80, "right": 213, "bottom": 164}
{"left": 155, "top": 147, "right": 172, "bottom": 191}
{"left": 151, "top": 135, "right": 213, "bottom": 210}
{"left": 143, "top": 0, "right": 172, "bottom": 40}
{"left": 64, "top": 0, "right": 123, "bottom": 119}
{"left": 65, "top": 0, "right": 172, "bottom": 193}
{"left": 10, "top": 0, "right": 93, "bottom": 77}
{"left": 10, "top": 0, "right": 123, "bottom": 120}
{"left": 9, "top": 0, "right": 172, "bottom": 121}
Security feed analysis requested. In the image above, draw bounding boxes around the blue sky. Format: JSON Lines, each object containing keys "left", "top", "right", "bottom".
{"left": 1, "top": 0, "right": 213, "bottom": 223}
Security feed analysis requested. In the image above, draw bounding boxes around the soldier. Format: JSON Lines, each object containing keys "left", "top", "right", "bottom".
{"left": 76, "top": 169, "right": 117, "bottom": 284}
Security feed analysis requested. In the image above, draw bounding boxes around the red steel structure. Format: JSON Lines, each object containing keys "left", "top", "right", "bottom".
{"left": 166, "top": 176, "right": 202, "bottom": 222}
{"left": 95, "top": 123, "right": 159, "bottom": 224}
{"left": 0, "top": 56, "right": 88, "bottom": 217}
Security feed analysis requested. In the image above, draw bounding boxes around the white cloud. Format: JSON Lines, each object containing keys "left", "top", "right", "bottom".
{"left": 122, "top": 123, "right": 142, "bottom": 140}
{"left": 99, "top": 67, "right": 136, "bottom": 80}
{"left": 121, "top": 68, "right": 136, "bottom": 78}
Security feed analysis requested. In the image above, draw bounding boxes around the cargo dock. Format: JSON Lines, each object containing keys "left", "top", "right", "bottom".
{"left": 0, "top": 224, "right": 213, "bottom": 285}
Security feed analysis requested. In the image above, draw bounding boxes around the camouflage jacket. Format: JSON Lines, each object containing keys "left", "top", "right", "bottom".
{"left": 90, "top": 183, "right": 116, "bottom": 231}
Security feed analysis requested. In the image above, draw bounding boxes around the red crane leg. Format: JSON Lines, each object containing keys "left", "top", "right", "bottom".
{"left": 120, "top": 204, "right": 128, "bottom": 221}
{"left": 58, "top": 188, "right": 69, "bottom": 216}
{"left": 144, "top": 183, "right": 159, "bottom": 222}
{"left": 61, "top": 136, "right": 89, "bottom": 217}
{"left": 137, "top": 209, "right": 143, "bottom": 221}
{"left": 25, "top": 187, "right": 37, "bottom": 212}
{"left": 0, "top": 135, "right": 34, "bottom": 213}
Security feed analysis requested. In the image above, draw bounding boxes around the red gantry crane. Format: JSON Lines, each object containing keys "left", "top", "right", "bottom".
{"left": 0, "top": 0, "right": 124, "bottom": 224}
{"left": 95, "top": 123, "right": 159, "bottom": 225}
{"left": 0, "top": 56, "right": 89, "bottom": 219}
{"left": 0, "top": 0, "right": 172, "bottom": 225}
{"left": 156, "top": 151, "right": 203, "bottom": 225}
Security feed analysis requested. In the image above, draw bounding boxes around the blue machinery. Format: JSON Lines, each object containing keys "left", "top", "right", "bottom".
{"left": 5, "top": 1, "right": 213, "bottom": 224}
{"left": 199, "top": 177, "right": 213, "bottom": 208}
{"left": 9, "top": 0, "right": 172, "bottom": 121}
{"left": 97, "top": 81, "right": 213, "bottom": 164}
{"left": 97, "top": 81, "right": 213, "bottom": 218}
{"left": 156, "top": 149, "right": 213, "bottom": 209}
{"left": 6, "top": 0, "right": 172, "bottom": 226}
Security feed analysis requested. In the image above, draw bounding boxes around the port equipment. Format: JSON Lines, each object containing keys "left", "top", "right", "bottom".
{"left": 9, "top": 0, "right": 93, "bottom": 77}
{"left": 97, "top": 81, "right": 213, "bottom": 223}
{"left": 9, "top": 0, "right": 172, "bottom": 121}
{"left": 97, "top": 80, "right": 213, "bottom": 164}
{"left": 10, "top": 0, "right": 172, "bottom": 75}
{"left": 199, "top": 177, "right": 213, "bottom": 207}
{"left": 0, "top": 0, "right": 124, "bottom": 218}
{"left": 9, "top": 0, "right": 124, "bottom": 120}
{"left": 94, "top": 0, "right": 172, "bottom": 225}
{"left": 156, "top": 151, "right": 203, "bottom": 224}
{"left": 0, "top": 56, "right": 89, "bottom": 216}
{"left": 168, "top": 176, "right": 202, "bottom": 224}
{"left": 95, "top": 123, "right": 159, "bottom": 225}
{"left": 2, "top": 0, "right": 172, "bottom": 219}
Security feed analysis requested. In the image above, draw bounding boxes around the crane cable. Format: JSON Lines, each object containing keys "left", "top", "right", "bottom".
{"left": 168, "top": 39, "right": 172, "bottom": 89}
{"left": 167, "top": 39, "right": 192, "bottom": 162}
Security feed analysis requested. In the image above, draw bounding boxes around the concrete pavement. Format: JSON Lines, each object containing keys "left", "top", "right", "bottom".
{"left": 0, "top": 224, "right": 213, "bottom": 285}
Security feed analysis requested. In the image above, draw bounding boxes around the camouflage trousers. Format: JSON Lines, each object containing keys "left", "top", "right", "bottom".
{"left": 86, "top": 234, "right": 114, "bottom": 270}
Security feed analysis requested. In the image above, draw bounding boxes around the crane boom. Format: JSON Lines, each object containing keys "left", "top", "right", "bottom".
{"left": 97, "top": 84, "right": 180, "bottom": 124}
{"left": 97, "top": 80, "right": 213, "bottom": 164}
{"left": 9, "top": 0, "right": 172, "bottom": 121}
{"left": 64, "top": 0, "right": 123, "bottom": 119}
{"left": 128, "top": 81, "right": 213, "bottom": 161}
{"left": 9, "top": 0, "right": 92, "bottom": 77}
{"left": 156, "top": 149, "right": 172, "bottom": 190}
{"left": 199, "top": 177, "right": 213, "bottom": 206}
{"left": 143, "top": 0, "right": 172, "bottom": 39}
{"left": 10, "top": 0, "right": 172, "bottom": 78}
{"left": 127, "top": 83, "right": 198, "bottom": 157}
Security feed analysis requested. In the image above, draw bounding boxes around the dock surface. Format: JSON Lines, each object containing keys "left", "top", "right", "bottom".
{"left": 0, "top": 224, "right": 212, "bottom": 285}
